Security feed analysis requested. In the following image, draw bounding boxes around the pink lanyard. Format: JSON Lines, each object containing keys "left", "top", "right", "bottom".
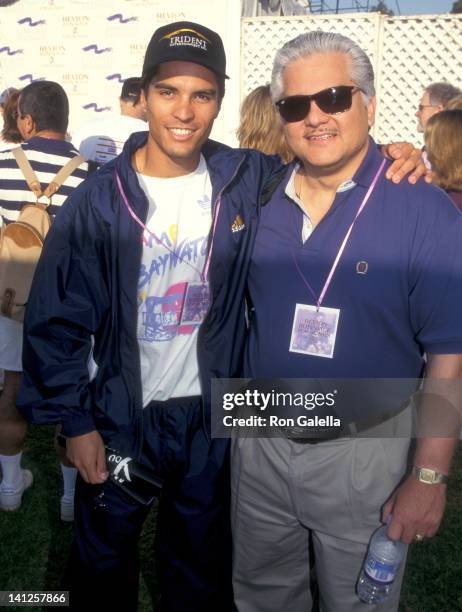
{"left": 292, "top": 158, "right": 386, "bottom": 310}
{"left": 115, "top": 169, "right": 221, "bottom": 283}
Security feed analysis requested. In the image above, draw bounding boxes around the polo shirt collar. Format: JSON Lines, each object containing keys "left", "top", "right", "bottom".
{"left": 287, "top": 136, "right": 385, "bottom": 195}
{"left": 350, "top": 136, "right": 385, "bottom": 188}
{"left": 285, "top": 162, "right": 357, "bottom": 202}
{"left": 24, "top": 135, "right": 77, "bottom": 155}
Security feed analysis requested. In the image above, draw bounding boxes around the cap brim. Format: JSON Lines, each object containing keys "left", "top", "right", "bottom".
{"left": 142, "top": 60, "right": 229, "bottom": 81}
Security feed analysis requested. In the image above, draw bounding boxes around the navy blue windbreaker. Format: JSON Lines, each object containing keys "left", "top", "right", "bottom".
{"left": 17, "top": 131, "right": 281, "bottom": 458}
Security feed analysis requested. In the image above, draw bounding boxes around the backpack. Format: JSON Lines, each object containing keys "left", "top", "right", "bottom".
{"left": 0, "top": 147, "right": 85, "bottom": 322}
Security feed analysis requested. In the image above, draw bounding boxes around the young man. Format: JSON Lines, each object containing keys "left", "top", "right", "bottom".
{"left": 17, "top": 22, "right": 281, "bottom": 611}
{"left": 17, "top": 21, "right": 428, "bottom": 612}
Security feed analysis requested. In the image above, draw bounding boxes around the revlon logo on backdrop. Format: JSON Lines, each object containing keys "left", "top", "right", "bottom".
{"left": 155, "top": 11, "right": 186, "bottom": 22}
{"left": 62, "top": 16, "right": 90, "bottom": 25}
{"left": 62, "top": 15, "right": 90, "bottom": 38}
{"left": 129, "top": 43, "right": 147, "bottom": 58}
{"left": 40, "top": 45, "right": 65, "bottom": 55}
{"left": 40, "top": 45, "right": 65, "bottom": 64}
{"left": 62, "top": 73, "right": 89, "bottom": 95}
{"left": 62, "top": 73, "right": 88, "bottom": 82}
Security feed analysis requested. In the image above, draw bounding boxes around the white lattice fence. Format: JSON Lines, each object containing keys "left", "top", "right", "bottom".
{"left": 377, "top": 16, "right": 462, "bottom": 145}
{"left": 242, "top": 14, "right": 462, "bottom": 145}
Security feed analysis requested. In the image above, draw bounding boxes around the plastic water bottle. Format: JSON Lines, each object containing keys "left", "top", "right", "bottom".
{"left": 357, "top": 524, "right": 406, "bottom": 604}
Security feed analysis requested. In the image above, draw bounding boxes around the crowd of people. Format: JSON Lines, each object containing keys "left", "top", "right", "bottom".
{"left": 0, "top": 17, "right": 461, "bottom": 612}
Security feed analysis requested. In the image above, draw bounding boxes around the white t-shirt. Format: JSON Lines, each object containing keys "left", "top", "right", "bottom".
{"left": 136, "top": 155, "right": 212, "bottom": 405}
{"left": 72, "top": 113, "right": 147, "bottom": 165}
{"left": 0, "top": 138, "right": 15, "bottom": 153}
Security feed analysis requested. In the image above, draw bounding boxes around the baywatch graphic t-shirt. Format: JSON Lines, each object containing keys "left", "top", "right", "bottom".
{"left": 136, "top": 155, "right": 212, "bottom": 404}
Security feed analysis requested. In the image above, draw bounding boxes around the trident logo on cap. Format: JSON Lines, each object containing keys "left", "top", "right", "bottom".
{"left": 160, "top": 28, "right": 211, "bottom": 51}
{"left": 160, "top": 28, "right": 211, "bottom": 43}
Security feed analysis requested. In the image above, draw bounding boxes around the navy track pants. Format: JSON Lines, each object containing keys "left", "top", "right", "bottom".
{"left": 64, "top": 397, "right": 233, "bottom": 611}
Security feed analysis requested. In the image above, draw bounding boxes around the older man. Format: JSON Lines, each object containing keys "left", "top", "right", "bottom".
{"left": 416, "top": 81, "right": 461, "bottom": 132}
{"left": 227, "top": 32, "right": 462, "bottom": 611}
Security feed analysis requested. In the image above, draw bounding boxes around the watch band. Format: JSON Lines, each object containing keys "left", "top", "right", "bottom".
{"left": 413, "top": 466, "right": 449, "bottom": 485}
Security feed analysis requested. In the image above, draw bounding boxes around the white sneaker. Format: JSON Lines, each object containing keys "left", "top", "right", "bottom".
{"left": 60, "top": 496, "right": 74, "bottom": 522}
{"left": 0, "top": 469, "right": 33, "bottom": 511}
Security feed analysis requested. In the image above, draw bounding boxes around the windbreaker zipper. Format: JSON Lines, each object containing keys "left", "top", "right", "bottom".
{"left": 116, "top": 168, "right": 150, "bottom": 463}
{"left": 200, "top": 154, "right": 246, "bottom": 442}
{"left": 134, "top": 190, "right": 152, "bottom": 461}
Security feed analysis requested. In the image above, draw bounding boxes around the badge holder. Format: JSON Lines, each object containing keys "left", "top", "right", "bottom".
{"left": 289, "top": 304, "right": 340, "bottom": 358}
{"left": 288, "top": 159, "right": 385, "bottom": 359}
{"left": 180, "top": 281, "right": 210, "bottom": 325}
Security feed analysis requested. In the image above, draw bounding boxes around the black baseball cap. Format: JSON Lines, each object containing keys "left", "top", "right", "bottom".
{"left": 142, "top": 21, "right": 228, "bottom": 81}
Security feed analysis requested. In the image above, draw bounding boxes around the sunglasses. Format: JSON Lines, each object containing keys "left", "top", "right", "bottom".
{"left": 276, "top": 86, "right": 361, "bottom": 122}
{"left": 417, "top": 104, "right": 435, "bottom": 112}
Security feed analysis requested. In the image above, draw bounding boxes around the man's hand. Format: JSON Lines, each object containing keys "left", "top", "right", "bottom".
{"left": 382, "top": 142, "right": 433, "bottom": 185}
{"left": 382, "top": 475, "right": 447, "bottom": 544}
{"left": 384, "top": 354, "right": 462, "bottom": 544}
{"left": 66, "top": 430, "right": 109, "bottom": 484}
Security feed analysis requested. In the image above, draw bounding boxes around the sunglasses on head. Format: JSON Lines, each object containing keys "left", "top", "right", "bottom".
{"left": 275, "top": 85, "right": 361, "bottom": 122}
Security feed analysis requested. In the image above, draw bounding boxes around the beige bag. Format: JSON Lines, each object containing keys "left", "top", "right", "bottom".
{"left": 0, "top": 148, "right": 85, "bottom": 322}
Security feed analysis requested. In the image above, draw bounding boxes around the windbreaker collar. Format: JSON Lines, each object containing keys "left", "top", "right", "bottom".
{"left": 201, "top": 139, "right": 246, "bottom": 195}
{"left": 114, "top": 131, "right": 246, "bottom": 213}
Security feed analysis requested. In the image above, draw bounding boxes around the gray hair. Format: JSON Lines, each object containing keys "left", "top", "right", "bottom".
{"left": 425, "top": 82, "right": 462, "bottom": 108}
{"left": 271, "top": 31, "right": 375, "bottom": 105}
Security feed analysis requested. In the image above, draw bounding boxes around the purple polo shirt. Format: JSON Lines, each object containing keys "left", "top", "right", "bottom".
{"left": 244, "top": 139, "right": 462, "bottom": 390}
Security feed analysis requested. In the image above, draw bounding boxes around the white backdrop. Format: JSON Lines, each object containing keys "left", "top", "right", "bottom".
{"left": 0, "top": 0, "right": 241, "bottom": 145}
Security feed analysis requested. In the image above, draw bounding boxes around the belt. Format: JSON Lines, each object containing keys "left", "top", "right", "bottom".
{"left": 287, "top": 403, "right": 409, "bottom": 444}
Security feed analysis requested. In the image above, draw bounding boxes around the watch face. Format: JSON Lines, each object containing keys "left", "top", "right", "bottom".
{"left": 419, "top": 468, "right": 435, "bottom": 483}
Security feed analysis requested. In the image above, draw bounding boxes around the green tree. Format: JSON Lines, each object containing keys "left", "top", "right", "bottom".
{"left": 370, "top": 0, "right": 394, "bottom": 15}
{"left": 451, "top": 1, "right": 462, "bottom": 13}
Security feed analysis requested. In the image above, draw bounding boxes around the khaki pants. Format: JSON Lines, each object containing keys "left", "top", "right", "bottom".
{"left": 231, "top": 410, "right": 412, "bottom": 612}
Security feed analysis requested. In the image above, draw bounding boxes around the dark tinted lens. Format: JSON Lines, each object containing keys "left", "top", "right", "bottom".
{"left": 277, "top": 96, "right": 311, "bottom": 122}
{"left": 316, "top": 86, "right": 353, "bottom": 114}
{"left": 277, "top": 87, "right": 355, "bottom": 122}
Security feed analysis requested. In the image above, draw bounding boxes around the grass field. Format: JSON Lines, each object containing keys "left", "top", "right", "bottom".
{"left": 0, "top": 425, "right": 460, "bottom": 611}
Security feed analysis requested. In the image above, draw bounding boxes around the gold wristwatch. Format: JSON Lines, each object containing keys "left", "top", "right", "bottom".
{"left": 413, "top": 467, "right": 448, "bottom": 485}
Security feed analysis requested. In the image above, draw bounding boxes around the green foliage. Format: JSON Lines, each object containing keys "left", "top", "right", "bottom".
{"left": 0, "top": 425, "right": 158, "bottom": 611}
{"left": 0, "top": 425, "right": 461, "bottom": 611}
{"left": 370, "top": 0, "right": 394, "bottom": 15}
{"left": 451, "top": 1, "right": 462, "bottom": 14}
